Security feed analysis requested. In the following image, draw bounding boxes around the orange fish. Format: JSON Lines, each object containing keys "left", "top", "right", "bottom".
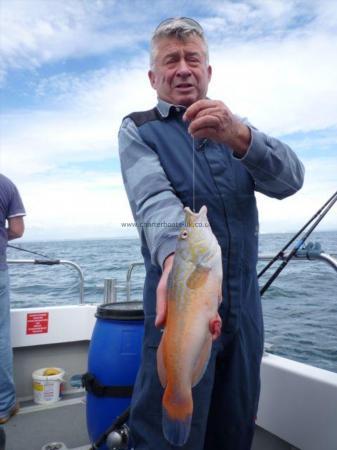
{"left": 157, "top": 206, "right": 222, "bottom": 446}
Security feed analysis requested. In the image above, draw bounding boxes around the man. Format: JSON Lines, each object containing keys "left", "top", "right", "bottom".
{"left": 119, "top": 18, "right": 304, "bottom": 450}
{"left": 0, "top": 174, "right": 25, "bottom": 424}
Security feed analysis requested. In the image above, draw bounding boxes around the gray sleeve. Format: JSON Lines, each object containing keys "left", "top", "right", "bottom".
{"left": 118, "top": 117, "right": 184, "bottom": 268}
{"left": 235, "top": 123, "right": 305, "bottom": 199}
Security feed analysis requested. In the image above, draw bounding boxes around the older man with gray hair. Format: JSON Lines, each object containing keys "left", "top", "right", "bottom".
{"left": 119, "top": 17, "right": 304, "bottom": 450}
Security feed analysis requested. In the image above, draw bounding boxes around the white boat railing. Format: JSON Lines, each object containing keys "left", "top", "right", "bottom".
{"left": 7, "top": 258, "right": 85, "bottom": 304}
{"left": 7, "top": 248, "right": 337, "bottom": 305}
{"left": 125, "top": 250, "right": 337, "bottom": 301}
{"left": 259, "top": 252, "right": 337, "bottom": 271}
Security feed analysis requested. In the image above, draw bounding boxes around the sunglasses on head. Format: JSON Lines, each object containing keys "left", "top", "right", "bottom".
{"left": 154, "top": 17, "right": 204, "bottom": 34}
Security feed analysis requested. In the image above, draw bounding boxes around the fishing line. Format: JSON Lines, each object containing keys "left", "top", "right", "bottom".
{"left": 192, "top": 136, "right": 196, "bottom": 212}
{"left": 190, "top": 128, "right": 303, "bottom": 211}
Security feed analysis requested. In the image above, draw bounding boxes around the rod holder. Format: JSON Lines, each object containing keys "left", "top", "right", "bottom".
{"left": 104, "top": 278, "right": 117, "bottom": 303}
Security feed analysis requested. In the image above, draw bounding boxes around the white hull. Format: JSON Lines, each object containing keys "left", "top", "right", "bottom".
{"left": 4, "top": 303, "right": 336, "bottom": 450}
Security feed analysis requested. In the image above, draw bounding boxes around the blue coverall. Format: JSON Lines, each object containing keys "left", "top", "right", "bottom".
{"left": 118, "top": 99, "right": 304, "bottom": 450}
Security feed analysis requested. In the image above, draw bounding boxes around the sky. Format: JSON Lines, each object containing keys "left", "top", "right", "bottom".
{"left": 0, "top": 0, "right": 336, "bottom": 241}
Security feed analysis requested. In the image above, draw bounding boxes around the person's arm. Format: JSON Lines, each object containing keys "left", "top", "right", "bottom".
{"left": 7, "top": 216, "right": 25, "bottom": 240}
{"left": 118, "top": 117, "right": 183, "bottom": 269}
{"left": 184, "top": 99, "right": 304, "bottom": 199}
{"left": 237, "top": 126, "right": 304, "bottom": 199}
{"left": 119, "top": 118, "right": 184, "bottom": 327}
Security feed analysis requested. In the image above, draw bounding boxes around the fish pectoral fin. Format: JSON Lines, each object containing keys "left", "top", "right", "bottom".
{"left": 191, "top": 336, "right": 212, "bottom": 387}
{"left": 186, "top": 265, "right": 210, "bottom": 289}
{"left": 157, "top": 338, "right": 167, "bottom": 388}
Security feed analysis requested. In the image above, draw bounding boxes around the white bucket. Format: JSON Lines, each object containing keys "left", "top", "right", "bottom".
{"left": 32, "top": 367, "right": 65, "bottom": 404}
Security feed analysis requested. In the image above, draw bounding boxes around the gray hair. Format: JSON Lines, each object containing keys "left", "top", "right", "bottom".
{"left": 150, "top": 17, "right": 209, "bottom": 68}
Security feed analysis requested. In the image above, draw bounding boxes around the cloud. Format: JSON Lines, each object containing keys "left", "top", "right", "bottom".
{"left": 20, "top": 170, "right": 136, "bottom": 241}
{"left": 2, "top": 4, "right": 336, "bottom": 177}
{"left": 2, "top": 0, "right": 335, "bottom": 84}
{"left": 203, "top": 0, "right": 337, "bottom": 40}
{"left": 0, "top": 0, "right": 153, "bottom": 84}
{"left": 0, "top": 58, "right": 157, "bottom": 179}
{"left": 208, "top": 32, "right": 337, "bottom": 136}
{"left": 202, "top": 0, "right": 308, "bottom": 41}
{"left": 1, "top": 0, "right": 336, "bottom": 238}
{"left": 257, "top": 156, "right": 337, "bottom": 233}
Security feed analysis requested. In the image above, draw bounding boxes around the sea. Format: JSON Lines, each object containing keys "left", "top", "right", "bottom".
{"left": 7, "top": 231, "right": 337, "bottom": 374}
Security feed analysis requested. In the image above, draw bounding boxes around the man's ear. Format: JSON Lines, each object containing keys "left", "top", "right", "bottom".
{"left": 207, "top": 65, "right": 212, "bottom": 82}
{"left": 148, "top": 70, "right": 156, "bottom": 89}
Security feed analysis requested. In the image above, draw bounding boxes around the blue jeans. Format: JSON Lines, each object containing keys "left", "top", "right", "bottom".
{"left": 0, "top": 269, "right": 16, "bottom": 418}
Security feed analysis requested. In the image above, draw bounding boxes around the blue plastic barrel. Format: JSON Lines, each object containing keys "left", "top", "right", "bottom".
{"left": 86, "top": 301, "right": 144, "bottom": 449}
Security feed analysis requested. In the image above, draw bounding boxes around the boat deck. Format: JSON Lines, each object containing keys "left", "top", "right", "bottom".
{"left": 2, "top": 394, "right": 295, "bottom": 450}
{"left": 3, "top": 395, "right": 90, "bottom": 450}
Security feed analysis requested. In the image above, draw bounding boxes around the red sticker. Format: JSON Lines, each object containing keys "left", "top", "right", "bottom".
{"left": 26, "top": 312, "right": 49, "bottom": 335}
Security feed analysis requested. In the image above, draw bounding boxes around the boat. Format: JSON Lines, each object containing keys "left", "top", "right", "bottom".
{"left": 2, "top": 244, "right": 337, "bottom": 450}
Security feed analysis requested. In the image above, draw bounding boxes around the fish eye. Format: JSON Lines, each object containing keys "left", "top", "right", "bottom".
{"left": 180, "top": 230, "right": 188, "bottom": 240}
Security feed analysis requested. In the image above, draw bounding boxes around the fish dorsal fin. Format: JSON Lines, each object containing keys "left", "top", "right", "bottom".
{"left": 186, "top": 265, "right": 210, "bottom": 289}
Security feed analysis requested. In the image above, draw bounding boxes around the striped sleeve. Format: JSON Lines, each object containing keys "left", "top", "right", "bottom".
{"left": 118, "top": 117, "right": 184, "bottom": 268}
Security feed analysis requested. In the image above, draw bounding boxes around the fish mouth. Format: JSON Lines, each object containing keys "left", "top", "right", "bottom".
{"left": 184, "top": 206, "right": 208, "bottom": 226}
{"left": 184, "top": 206, "right": 207, "bottom": 217}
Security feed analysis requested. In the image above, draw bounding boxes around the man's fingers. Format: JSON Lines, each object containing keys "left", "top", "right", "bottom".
{"left": 155, "top": 253, "right": 174, "bottom": 328}
{"left": 190, "top": 106, "right": 222, "bottom": 120}
{"left": 155, "top": 280, "right": 168, "bottom": 327}
{"left": 155, "top": 297, "right": 167, "bottom": 327}
{"left": 183, "top": 99, "right": 216, "bottom": 121}
{"left": 191, "top": 128, "right": 219, "bottom": 141}
{"left": 188, "top": 115, "right": 221, "bottom": 135}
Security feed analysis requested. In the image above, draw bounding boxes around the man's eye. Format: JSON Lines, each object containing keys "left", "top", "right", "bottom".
{"left": 165, "top": 57, "right": 177, "bottom": 65}
{"left": 187, "top": 54, "right": 201, "bottom": 61}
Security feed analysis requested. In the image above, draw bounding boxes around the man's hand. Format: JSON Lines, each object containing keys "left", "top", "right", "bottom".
{"left": 155, "top": 253, "right": 174, "bottom": 328}
{"left": 183, "top": 99, "right": 251, "bottom": 157}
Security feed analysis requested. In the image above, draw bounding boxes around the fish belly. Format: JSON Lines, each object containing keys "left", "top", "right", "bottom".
{"left": 158, "top": 274, "right": 218, "bottom": 446}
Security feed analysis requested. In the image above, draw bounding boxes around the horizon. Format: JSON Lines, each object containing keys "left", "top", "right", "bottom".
{"left": 11, "top": 228, "right": 337, "bottom": 245}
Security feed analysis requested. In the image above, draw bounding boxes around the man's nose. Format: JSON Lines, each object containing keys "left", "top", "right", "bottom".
{"left": 176, "top": 59, "right": 192, "bottom": 77}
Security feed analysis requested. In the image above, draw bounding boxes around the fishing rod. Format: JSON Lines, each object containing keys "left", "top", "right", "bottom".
{"left": 7, "top": 243, "right": 78, "bottom": 275}
{"left": 258, "top": 190, "right": 337, "bottom": 279}
{"left": 7, "top": 243, "right": 59, "bottom": 261}
{"left": 259, "top": 190, "right": 337, "bottom": 296}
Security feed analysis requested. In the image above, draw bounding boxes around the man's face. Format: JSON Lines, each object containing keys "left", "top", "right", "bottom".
{"left": 148, "top": 35, "right": 212, "bottom": 107}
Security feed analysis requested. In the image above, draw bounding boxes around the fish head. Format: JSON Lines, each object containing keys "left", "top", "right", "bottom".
{"left": 176, "top": 206, "right": 219, "bottom": 266}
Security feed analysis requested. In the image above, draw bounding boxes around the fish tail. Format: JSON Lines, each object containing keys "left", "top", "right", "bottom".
{"left": 162, "top": 384, "right": 193, "bottom": 446}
